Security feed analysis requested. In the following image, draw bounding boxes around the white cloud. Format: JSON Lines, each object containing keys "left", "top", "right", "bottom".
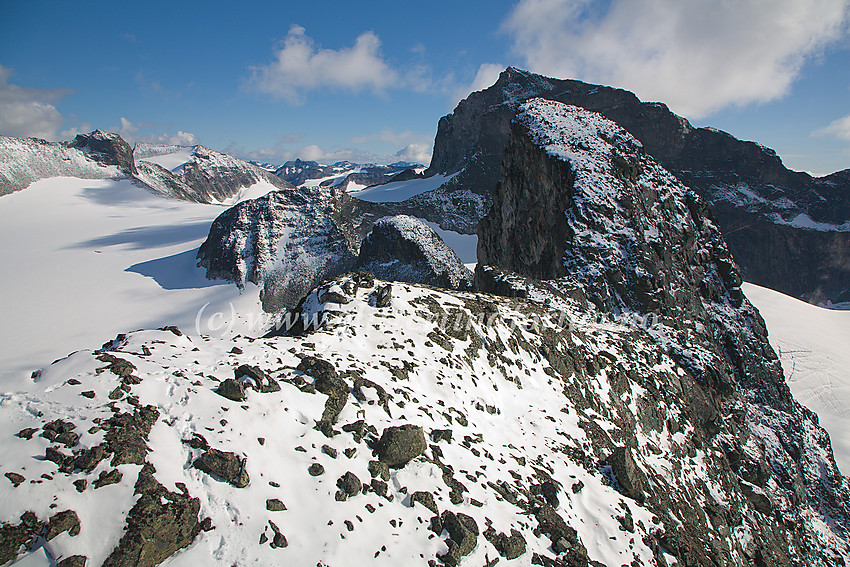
{"left": 453, "top": 63, "right": 505, "bottom": 103}
{"left": 0, "top": 64, "right": 71, "bottom": 139}
{"left": 117, "top": 117, "right": 199, "bottom": 146}
{"left": 503, "top": 0, "right": 850, "bottom": 118}
{"left": 813, "top": 114, "right": 850, "bottom": 141}
{"left": 394, "top": 143, "right": 432, "bottom": 165}
{"left": 249, "top": 25, "right": 398, "bottom": 104}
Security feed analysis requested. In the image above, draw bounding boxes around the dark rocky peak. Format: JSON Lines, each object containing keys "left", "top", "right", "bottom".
{"left": 69, "top": 129, "right": 137, "bottom": 175}
{"left": 427, "top": 67, "right": 850, "bottom": 304}
{"left": 358, "top": 215, "right": 473, "bottom": 291}
{"left": 477, "top": 100, "right": 850, "bottom": 562}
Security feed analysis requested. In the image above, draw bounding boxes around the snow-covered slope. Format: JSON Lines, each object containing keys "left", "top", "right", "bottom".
{"left": 744, "top": 283, "right": 850, "bottom": 474}
{"left": 349, "top": 173, "right": 457, "bottom": 203}
{"left": 0, "top": 274, "right": 787, "bottom": 566}
{"left": 0, "top": 177, "right": 267, "bottom": 387}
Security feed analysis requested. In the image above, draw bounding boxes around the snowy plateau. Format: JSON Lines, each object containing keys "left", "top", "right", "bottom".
{"left": 0, "top": 91, "right": 848, "bottom": 567}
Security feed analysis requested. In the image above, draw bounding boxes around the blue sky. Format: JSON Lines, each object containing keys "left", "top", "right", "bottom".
{"left": 1, "top": 0, "right": 849, "bottom": 174}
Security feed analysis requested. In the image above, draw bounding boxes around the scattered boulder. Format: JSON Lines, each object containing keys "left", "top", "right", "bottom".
{"left": 308, "top": 463, "right": 325, "bottom": 477}
{"left": 438, "top": 511, "right": 479, "bottom": 566}
{"left": 216, "top": 379, "right": 247, "bottom": 402}
{"left": 234, "top": 364, "right": 280, "bottom": 393}
{"left": 45, "top": 510, "right": 81, "bottom": 540}
{"left": 534, "top": 504, "right": 588, "bottom": 562}
{"left": 266, "top": 499, "right": 287, "bottom": 512}
{"left": 484, "top": 527, "right": 526, "bottom": 560}
{"left": 4, "top": 472, "right": 24, "bottom": 487}
{"left": 372, "top": 284, "right": 392, "bottom": 308}
{"left": 93, "top": 469, "right": 123, "bottom": 489}
{"left": 368, "top": 460, "right": 390, "bottom": 481}
{"left": 16, "top": 428, "right": 38, "bottom": 440}
{"left": 193, "top": 448, "right": 250, "bottom": 488}
{"left": 410, "top": 491, "right": 439, "bottom": 514}
{"left": 0, "top": 512, "right": 43, "bottom": 564}
{"left": 376, "top": 424, "right": 427, "bottom": 468}
{"left": 336, "top": 472, "right": 362, "bottom": 498}
{"left": 297, "top": 356, "right": 350, "bottom": 431}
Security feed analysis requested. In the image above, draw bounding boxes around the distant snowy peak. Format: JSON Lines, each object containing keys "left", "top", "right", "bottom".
{"left": 136, "top": 144, "right": 293, "bottom": 204}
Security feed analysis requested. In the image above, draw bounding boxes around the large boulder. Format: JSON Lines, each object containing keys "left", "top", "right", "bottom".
{"left": 357, "top": 215, "right": 473, "bottom": 290}
{"left": 375, "top": 424, "right": 426, "bottom": 468}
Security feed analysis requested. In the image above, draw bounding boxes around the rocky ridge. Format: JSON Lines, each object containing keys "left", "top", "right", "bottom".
{"left": 477, "top": 99, "right": 850, "bottom": 565}
{"left": 0, "top": 132, "right": 293, "bottom": 205}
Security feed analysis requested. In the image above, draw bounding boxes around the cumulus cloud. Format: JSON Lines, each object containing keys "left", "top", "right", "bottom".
{"left": 394, "top": 143, "right": 432, "bottom": 165}
{"left": 503, "top": 0, "right": 850, "bottom": 118}
{"left": 118, "top": 116, "right": 199, "bottom": 146}
{"left": 0, "top": 64, "right": 72, "bottom": 139}
{"left": 249, "top": 25, "right": 398, "bottom": 104}
{"left": 813, "top": 114, "right": 850, "bottom": 141}
{"left": 452, "top": 63, "right": 505, "bottom": 103}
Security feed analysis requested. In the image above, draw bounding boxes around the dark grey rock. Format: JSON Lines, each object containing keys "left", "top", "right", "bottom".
{"left": 336, "top": 472, "right": 362, "bottom": 497}
{"left": 376, "top": 424, "right": 427, "bottom": 468}
{"left": 215, "top": 379, "right": 247, "bottom": 402}
{"left": 438, "top": 511, "right": 478, "bottom": 566}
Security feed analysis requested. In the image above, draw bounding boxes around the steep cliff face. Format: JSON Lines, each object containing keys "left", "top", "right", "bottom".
{"left": 478, "top": 99, "right": 850, "bottom": 565}
{"left": 431, "top": 67, "right": 850, "bottom": 304}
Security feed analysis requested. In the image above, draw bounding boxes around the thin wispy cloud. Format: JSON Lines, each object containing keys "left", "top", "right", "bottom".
{"left": 814, "top": 114, "right": 850, "bottom": 141}
{"left": 503, "top": 0, "right": 850, "bottom": 118}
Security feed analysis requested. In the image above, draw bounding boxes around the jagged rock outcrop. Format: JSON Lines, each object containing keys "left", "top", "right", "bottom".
{"left": 477, "top": 98, "right": 850, "bottom": 565}
{"left": 196, "top": 186, "right": 387, "bottom": 311}
{"left": 358, "top": 215, "right": 473, "bottom": 290}
{"left": 429, "top": 67, "right": 850, "bottom": 304}
{"left": 69, "top": 130, "right": 137, "bottom": 175}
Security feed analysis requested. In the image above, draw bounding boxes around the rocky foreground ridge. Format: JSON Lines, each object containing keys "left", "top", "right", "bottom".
{"left": 1, "top": 101, "right": 848, "bottom": 567}
{"left": 423, "top": 67, "right": 850, "bottom": 305}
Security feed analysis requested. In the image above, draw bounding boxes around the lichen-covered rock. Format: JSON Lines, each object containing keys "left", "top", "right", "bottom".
{"left": 336, "top": 472, "right": 362, "bottom": 498}
{"left": 376, "top": 424, "right": 426, "bottom": 468}
{"left": 357, "top": 215, "right": 473, "bottom": 291}
{"left": 102, "top": 463, "right": 201, "bottom": 567}
{"left": 193, "top": 448, "right": 250, "bottom": 488}
{"left": 45, "top": 510, "right": 81, "bottom": 540}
